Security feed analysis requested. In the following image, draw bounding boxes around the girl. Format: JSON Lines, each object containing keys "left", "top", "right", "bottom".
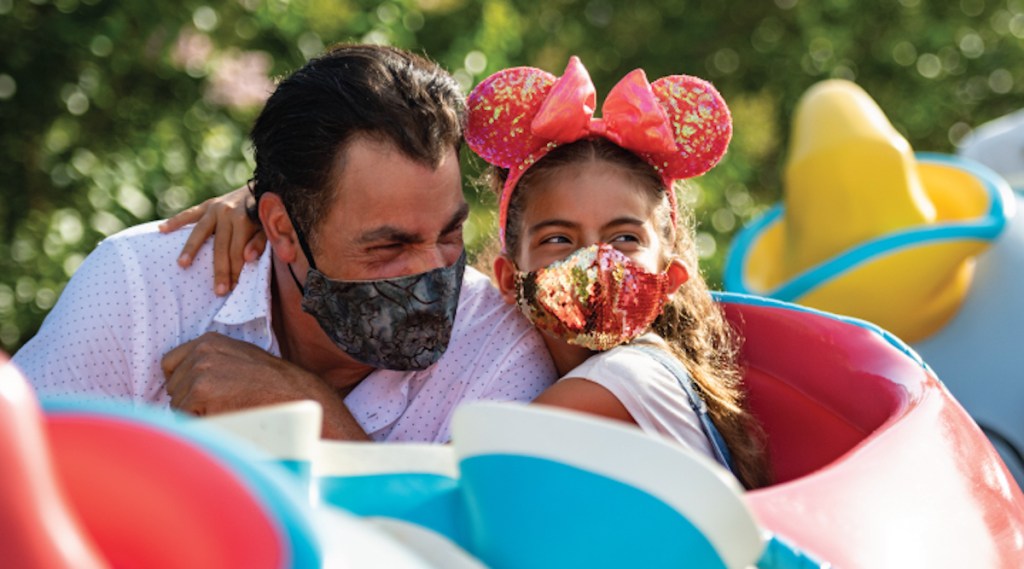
{"left": 166, "top": 57, "right": 770, "bottom": 488}
{"left": 465, "top": 57, "right": 769, "bottom": 488}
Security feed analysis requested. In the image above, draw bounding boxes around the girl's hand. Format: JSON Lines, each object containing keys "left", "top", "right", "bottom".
{"left": 159, "top": 186, "right": 266, "bottom": 296}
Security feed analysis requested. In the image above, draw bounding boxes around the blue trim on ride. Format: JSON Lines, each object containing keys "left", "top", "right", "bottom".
{"left": 724, "top": 204, "right": 783, "bottom": 293}
{"left": 724, "top": 153, "right": 1015, "bottom": 303}
{"left": 318, "top": 472, "right": 466, "bottom": 546}
{"left": 276, "top": 458, "right": 314, "bottom": 500}
{"left": 757, "top": 533, "right": 831, "bottom": 568}
{"left": 41, "top": 400, "right": 321, "bottom": 569}
{"left": 459, "top": 454, "right": 728, "bottom": 568}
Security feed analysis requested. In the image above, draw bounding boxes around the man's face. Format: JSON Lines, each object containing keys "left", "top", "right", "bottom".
{"left": 310, "top": 136, "right": 468, "bottom": 280}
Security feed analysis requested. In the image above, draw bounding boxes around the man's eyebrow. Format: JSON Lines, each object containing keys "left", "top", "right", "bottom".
{"left": 356, "top": 226, "right": 421, "bottom": 245}
{"left": 356, "top": 202, "right": 470, "bottom": 244}
{"left": 442, "top": 202, "right": 471, "bottom": 234}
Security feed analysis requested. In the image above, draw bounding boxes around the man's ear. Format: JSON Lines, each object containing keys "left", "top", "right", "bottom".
{"left": 492, "top": 255, "right": 519, "bottom": 305}
{"left": 665, "top": 258, "right": 690, "bottom": 296}
{"left": 258, "top": 193, "right": 301, "bottom": 264}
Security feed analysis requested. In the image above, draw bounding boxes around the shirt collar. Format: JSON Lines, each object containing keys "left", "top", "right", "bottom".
{"left": 212, "top": 245, "right": 275, "bottom": 326}
{"left": 345, "top": 369, "right": 415, "bottom": 437}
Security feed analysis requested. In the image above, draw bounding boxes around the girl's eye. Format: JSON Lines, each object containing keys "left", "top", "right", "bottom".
{"left": 610, "top": 234, "right": 641, "bottom": 243}
{"left": 539, "top": 234, "right": 572, "bottom": 245}
{"left": 609, "top": 234, "right": 643, "bottom": 254}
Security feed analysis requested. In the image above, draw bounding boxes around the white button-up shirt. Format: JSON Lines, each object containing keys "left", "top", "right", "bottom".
{"left": 13, "top": 221, "right": 556, "bottom": 442}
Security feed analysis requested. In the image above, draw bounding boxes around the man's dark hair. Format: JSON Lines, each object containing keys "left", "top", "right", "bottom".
{"left": 249, "top": 43, "right": 465, "bottom": 247}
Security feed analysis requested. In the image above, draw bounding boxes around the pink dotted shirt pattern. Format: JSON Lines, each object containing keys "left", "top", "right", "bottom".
{"left": 13, "top": 221, "right": 557, "bottom": 442}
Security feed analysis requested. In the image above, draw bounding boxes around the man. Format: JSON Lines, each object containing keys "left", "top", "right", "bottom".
{"left": 13, "top": 44, "right": 556, "bottom": 441}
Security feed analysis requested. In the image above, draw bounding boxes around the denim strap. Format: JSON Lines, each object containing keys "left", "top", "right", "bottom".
{"left": 625, "top": 344, "right": 737, "bottom": 476}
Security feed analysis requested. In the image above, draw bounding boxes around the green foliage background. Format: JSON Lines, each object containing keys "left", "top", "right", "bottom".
{"left": 3, "top": 0, "right": 1023, "bottom": 352}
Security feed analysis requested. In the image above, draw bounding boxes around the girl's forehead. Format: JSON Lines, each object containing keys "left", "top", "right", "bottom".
{"left": 523, "top": 162, "right": 660, "bottom": 214}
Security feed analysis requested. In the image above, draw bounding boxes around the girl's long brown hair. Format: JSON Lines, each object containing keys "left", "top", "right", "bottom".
{"left": 495, "top": 138, "right": 771, "bottom": 489}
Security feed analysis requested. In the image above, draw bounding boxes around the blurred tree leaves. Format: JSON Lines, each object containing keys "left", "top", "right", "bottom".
{"left": 3, "top": 0, "right": 1024, "bottom": 352}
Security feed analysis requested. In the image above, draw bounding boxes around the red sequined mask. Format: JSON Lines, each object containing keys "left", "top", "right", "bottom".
{"left": 515, "top": 244, "right": 672, "bottom": 351}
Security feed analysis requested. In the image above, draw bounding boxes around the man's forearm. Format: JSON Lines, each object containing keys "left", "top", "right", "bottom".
{"left": 320, "top": 396, "right": 372, "bottom": 441}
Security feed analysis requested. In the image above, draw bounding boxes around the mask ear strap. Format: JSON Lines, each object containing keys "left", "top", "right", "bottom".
{"left": 290, "top": 223, "right": 318, "bottom": 272}
{"left": 281, "top": 202, "right": 319, "bottom": 272}
{"left": 286, "top": 262, "right": 306, "bottom": 295}
{"left": 280, "top": 202, "right": 316, "bottom": 295}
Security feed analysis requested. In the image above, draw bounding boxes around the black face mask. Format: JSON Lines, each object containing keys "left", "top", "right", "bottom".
{"left": 287, "top": 218, "right": 465, "bottom": 371}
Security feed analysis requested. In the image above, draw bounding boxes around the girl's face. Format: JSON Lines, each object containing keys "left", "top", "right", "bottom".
{"left": 514, "top": 160, "right": 667, "bottom": 272}
{"left": 494, "top": 158, "right": 689, "bottom": 306}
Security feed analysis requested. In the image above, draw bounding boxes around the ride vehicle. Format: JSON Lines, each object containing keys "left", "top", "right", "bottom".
{"left": 3, "top": 292, "right": 1022, "bottom": 568}
{"left": 725, "top": 79, "right": 1024, "bottom": 485}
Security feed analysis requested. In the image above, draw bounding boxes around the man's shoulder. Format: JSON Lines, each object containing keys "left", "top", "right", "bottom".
{"left": 87, "top": 221, "right": 214, "bottom": 280}
{"left": 457, "top": 265, "right": 498, "bottom": 303}
{"left": 455, "top": 266, "right": 518, "bottom": 323}
{"left": 441, "top": 265, "right": 549, "bottom": 367}
{"left": 100, "top": 220, "right": 187, "bottom": 253}
{"left": 63, "top": 219, "right": 235, "bottom": 318}
{"left": 84, "top": 220, "right": 176, "bottom": 264}
{"left": 459, "top": 265, "right": 499, "bottom": 296}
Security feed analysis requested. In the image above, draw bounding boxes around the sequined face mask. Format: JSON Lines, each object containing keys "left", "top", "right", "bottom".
{"left": 514, "top": 244, "right": 672, "bottom": 351}
{"left": 288, "top": 218, "right": 465, "bottom": 371}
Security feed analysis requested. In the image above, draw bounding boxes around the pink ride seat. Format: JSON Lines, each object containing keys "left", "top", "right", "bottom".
{"left": 718, "top": 293, "right": 1024, "bottom": 568}
{"left": 723, "top": 296, "right": 914, "bottom": 483}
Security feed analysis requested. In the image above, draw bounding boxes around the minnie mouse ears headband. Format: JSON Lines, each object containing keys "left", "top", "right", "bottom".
{"left": 465, "top": 56, "right": 733, "bottom": 248}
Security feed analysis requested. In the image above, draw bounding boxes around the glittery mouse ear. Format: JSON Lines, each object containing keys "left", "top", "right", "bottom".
{"left": 466, "top": 58, "right": 733, "bottom": 249}
{"left": 465, "top": 66, "right": 560, "bottom": 171}
{"left": 643, "top": 75, "right": 733, "bottom": 180}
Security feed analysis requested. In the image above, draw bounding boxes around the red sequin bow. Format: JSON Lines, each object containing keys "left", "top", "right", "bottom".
{"left": 466, "top": 56, "right": 733, "bottom": 247}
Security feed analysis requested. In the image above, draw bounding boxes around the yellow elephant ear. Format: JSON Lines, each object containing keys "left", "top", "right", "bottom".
{"left": 726, "top": 78, "right": 1014, "bottom": 343}
{"left": 782, "top": 79, "right": 937, "bottom": 273}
